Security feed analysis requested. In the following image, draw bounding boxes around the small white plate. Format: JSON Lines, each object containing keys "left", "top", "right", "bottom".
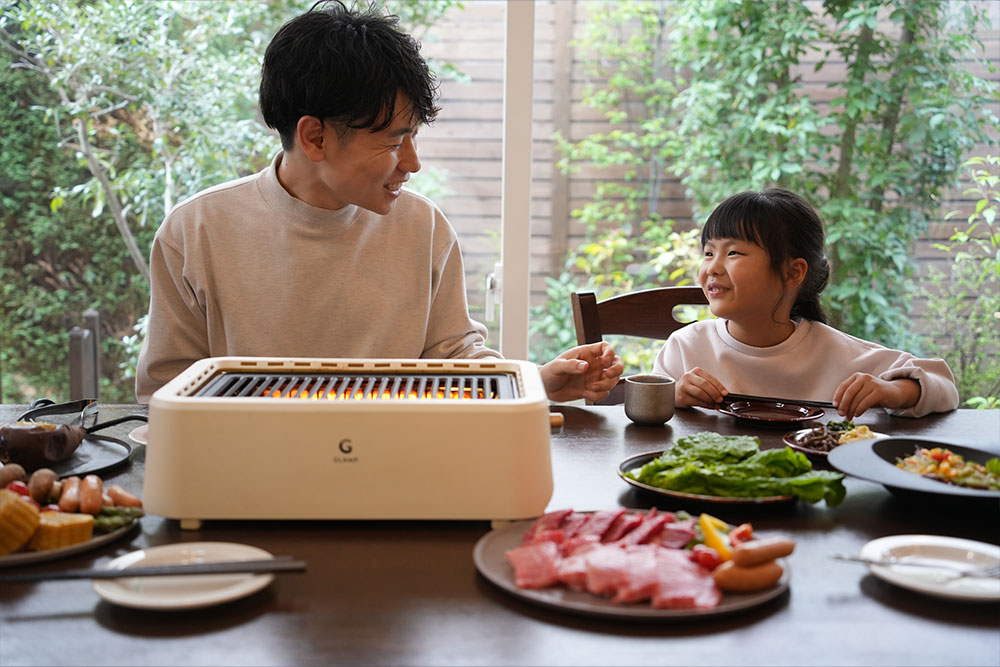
{"left": 128, "top": 425, "right": 148, "bottom": 445}
{"left": 859, "top": 535, "right": 1000, "bottom": 602}
{"left": 92, "top": 542, "right": 275, "bottom": 610}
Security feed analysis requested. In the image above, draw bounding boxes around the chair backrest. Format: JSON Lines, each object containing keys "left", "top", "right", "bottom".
{"left": 570, "top": 286, "right": 708, "bottom": 405}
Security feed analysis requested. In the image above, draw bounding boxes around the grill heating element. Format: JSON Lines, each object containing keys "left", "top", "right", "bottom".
{"left": 196, "top": 372, "right": 516, "bottom": 401}
{"left": 144, "top": 357, "right": 553, "bottom": 527}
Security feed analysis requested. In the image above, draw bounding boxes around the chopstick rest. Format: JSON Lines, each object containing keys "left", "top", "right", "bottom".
{"left": 0, "top": 558, "right": 307, "bottom": 583}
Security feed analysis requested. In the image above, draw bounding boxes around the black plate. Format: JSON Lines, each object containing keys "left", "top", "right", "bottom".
{"left": 717, "top": 401, "right": 824, "bottom": 428}
{"left": 48, "top": 434, "right": 133, "bottom": 479}
{"left": 827, "top": 437, "right": 1000, "bottom": 501}
{"left": 618, "top": 451, "right": 795, "bottom": 505}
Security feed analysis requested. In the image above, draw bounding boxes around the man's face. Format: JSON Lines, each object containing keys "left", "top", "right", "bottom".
{"left": 316, "top": 91, "right": 422, "bottom": 215}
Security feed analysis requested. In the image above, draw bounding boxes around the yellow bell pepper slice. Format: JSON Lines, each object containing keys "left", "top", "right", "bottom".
{"left": 698, "top": 513, "right": 732, "bottom": 561}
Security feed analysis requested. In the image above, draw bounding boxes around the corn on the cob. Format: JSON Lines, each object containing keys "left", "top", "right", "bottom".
{"left": 27, "top": 512, "right": 94, "bottom": 551}
{"left": 0, "top": 488, "right": 41, "bottom": 555}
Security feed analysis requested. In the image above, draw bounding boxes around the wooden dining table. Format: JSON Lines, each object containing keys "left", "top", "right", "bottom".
{"left": 1, "top": 402, "right": 998, "bottom": 667}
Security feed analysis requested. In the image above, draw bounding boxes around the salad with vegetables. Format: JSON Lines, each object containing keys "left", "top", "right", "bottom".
{"left": 895, "top": 447, "right": 1000, "bottom": 491}
{"left": 625, "top": 432, "right": 846, "bottom": 506}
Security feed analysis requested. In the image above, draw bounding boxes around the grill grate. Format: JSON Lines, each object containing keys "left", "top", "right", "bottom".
{"left": 194, "top": 372, "right": 517, "bottom": 401}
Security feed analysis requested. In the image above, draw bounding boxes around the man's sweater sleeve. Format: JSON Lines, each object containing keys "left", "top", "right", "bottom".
{"left": 420, "top": 231, "right": 498, "bottom": 361}
{"left": 135, "top": 235, "right": 210, "bottom": 402}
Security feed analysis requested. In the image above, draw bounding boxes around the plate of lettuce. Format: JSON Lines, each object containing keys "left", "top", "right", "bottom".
{"left": 619, "top": 432, "right": 847, "bottom": 506}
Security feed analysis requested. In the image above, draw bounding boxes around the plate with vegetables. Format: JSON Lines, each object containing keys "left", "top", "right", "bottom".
{"left": 828, "top": 437, "right": 1000, "bottom": 501}
{"left": 0, "top": 466, "right": 144, "bottom": 567}
{"left": 618, "top": 432, "right": 847, "bottom": 507}
{"left": 783, "top": 421, "right": 888, "bottom": 458}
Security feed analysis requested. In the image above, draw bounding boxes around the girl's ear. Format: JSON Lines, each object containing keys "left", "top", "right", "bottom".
{"left": 295, "top": 116, "right": 327, "bottom": 162}
{"left": 785, "top": 258, "right": 808, "bottom": 288}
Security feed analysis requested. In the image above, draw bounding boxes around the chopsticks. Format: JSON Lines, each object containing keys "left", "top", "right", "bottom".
{"left": 0, "top": 557, "right": 307, "bottom": 583}
{"left": 721, "top": 393, "right": 836, "bottom": 410}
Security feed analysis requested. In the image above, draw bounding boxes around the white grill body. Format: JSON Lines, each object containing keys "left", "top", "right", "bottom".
{"left": 144, "top": 357, "right": 553, "bottom": 524}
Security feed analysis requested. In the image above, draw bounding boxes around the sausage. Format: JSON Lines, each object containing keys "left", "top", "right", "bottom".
{"left": 712, "top": 560, "right": 784, "bottom": 592}
{"left": 731, "top": 537, "right": 796, "bottom": 567}
{"left": 58, "top": 476, "right": 81, "bottom": 512}
{"left": 107, "top": 484, "right": 143, "bottom": 508}
{"left": 79, "top": 474, "right": 104, "bottom": 515}
{"left": 27, "top": 468, "right": 59, "bottom": 504}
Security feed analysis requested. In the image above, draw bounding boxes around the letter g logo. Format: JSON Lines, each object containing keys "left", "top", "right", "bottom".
{"left": 338, "top": 439, "right": 353, "bottom": 454}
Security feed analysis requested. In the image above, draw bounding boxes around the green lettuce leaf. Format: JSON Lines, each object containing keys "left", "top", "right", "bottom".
{"left": 625, "top": 431, "right": 846, "bottom": 506}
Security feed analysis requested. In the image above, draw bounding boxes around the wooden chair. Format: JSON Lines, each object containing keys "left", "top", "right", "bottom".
{"left": 570, "top": 286, "right": 709, "bottom": 405}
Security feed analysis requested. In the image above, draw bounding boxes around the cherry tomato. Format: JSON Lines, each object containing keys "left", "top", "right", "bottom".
{"left": 41, "top": 504, "right": 62, "bottom": 512}
{"left": 729, "top": 523, "right": 754, "bottom": 547}
{"left": 690, "top": 544, "right": 723, "bottom": 570}
{"left": 5, "top": 480, "right": 30, "bottom": 496}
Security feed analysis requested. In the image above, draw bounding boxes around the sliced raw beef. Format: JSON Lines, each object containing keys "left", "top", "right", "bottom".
{"left": 610, "top": 513, "right": 672, "bottom": 546}
{"left": 611, "top": 545, "right": 661, "bottom": 604}
{"left": 649, "top": 518, "right": 696, "bottom": 549}
{"left": 505, "top": 541, "right": 561, "bottom": 589}
{"left": 603, "top": 511, "right": 645, "bottom": 543}
{"left": 651, "top": 549, "right": 721, "bottom": 609}
{"left": 584, "top": 544, "right": 630, "bottom": 596}
{"left": 575, "top": 509, "right": 626, "bottom": 540}
{"left": 557, "top": 512, "right": 590, "bottom": 539}
{"left": 559, "top": 533, "right": 601, "bottom": 557}
{"left": 521, "top": 509, "right": 573, "bottom": 545}
{"left": 556, "top": 541, "right": 600, "bottom": 590}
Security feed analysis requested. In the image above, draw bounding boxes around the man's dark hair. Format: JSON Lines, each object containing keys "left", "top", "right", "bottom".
{"left": 259, "top": 0, "right": 440, "bottom": 149}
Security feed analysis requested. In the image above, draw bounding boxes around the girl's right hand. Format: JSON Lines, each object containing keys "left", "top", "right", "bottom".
{"left": 676, "top": 367, "right": 729, "bottom": 408}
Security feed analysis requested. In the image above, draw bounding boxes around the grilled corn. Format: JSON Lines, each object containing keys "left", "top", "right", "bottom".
{"left": 0, "top": 488, "right": 41, "bottom": 555}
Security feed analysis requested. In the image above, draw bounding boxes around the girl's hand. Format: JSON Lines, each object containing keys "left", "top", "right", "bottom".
{"left": 833, "top": 374, "right": 921, "bottom": 419}
{"left": 676, "top": 367, "right": 729, "bottom": 408}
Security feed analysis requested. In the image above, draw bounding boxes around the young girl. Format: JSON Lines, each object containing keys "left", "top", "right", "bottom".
{"left": 653, "top": 188, "right": 959, "bottom": 419}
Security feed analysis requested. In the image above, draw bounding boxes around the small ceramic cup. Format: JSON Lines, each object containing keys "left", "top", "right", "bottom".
{"left": 624, "top": 374, "right": 675, "bottom": 426}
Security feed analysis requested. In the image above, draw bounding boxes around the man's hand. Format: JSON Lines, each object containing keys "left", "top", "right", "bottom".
{"left": 540, "top": 342, "right": 623, "bottom": 403}
{"left": 675, "top": 367, "right": 729, "bottom": 408}
{"left": 833, "top": 374, "right": 920, "bottom": 420}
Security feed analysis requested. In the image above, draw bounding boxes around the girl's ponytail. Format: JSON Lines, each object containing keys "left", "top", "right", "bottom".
{"left": 791, "top": 254, "right": 829, "bottom": 324}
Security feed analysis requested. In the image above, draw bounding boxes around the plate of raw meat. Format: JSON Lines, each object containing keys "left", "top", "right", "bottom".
{"left": 473, "top": 508, "right": 789, "bottom": 619}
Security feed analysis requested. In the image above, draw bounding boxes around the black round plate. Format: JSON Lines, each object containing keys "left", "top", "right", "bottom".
{"left": 48, "top": 434, "right": 133, "bottom": 479}
{"left": 827, "top": 437, "right": 1000, "bottom": 501}
{"left": 718, "top": 401, "right": 824, "bottom": 428}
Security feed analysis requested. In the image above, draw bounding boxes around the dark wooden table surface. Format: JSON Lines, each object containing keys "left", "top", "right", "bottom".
{"left": 1, "top": 403, "right": 998, "bottom": 666}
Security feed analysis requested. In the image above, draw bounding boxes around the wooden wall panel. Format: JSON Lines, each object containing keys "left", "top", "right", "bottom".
{"left": 415, "top": 0, "right": 999, "bottom": 351}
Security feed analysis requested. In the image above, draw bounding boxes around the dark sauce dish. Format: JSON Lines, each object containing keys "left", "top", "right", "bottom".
{"left": 828, "top": 437, "right": 1000, "bottom": 503}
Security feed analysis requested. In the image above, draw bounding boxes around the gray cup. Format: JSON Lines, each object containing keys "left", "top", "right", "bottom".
{"left": 624, "top": 374, "right": 675, "bottom": 425}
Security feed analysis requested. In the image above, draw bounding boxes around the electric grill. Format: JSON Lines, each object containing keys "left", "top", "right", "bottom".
{"left": 144, "top": 357, "right": 553, "bottom": 527}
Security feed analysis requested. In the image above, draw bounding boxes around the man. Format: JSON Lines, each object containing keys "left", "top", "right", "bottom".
{"left": 135, "top": 1, "right": 621, "bottom": 403}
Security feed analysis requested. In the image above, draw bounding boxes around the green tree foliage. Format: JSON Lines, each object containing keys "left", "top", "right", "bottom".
{"left": 0, "top": 0, "right": 462, "bottom": 403}
{"left": 920, "top": 156, "right": 1000, "bottom": 406}
{"left": 533, "top": 2, "right": 704, "bottom": 369}
{"left": 536, "top": 0, "right": 998, "bottom": 378}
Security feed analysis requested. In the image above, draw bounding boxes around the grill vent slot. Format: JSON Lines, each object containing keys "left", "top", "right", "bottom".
{"left": 195, "top": 372, "right": 517, "bottom": 400}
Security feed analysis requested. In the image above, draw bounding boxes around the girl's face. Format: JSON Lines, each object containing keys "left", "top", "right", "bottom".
{"left": 699, "top": 237, "right": 793, "bottom": 334}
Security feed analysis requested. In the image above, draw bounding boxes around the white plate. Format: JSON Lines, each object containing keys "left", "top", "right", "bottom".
{"left": 128, "top": 425, "right": 148, "bottom": 445}
{"left": 859, "top": 535, "right": 1000, "bottom": 602}
{"left": 473, "top": 517, "right": 789, "bottom": 619}
{"left": 92, "top": 542, "right": 275, "bottom": 610}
